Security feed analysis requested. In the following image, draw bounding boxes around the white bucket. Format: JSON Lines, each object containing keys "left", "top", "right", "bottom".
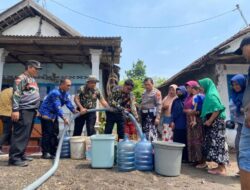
{"left": 70, "top": 136, "right": 86, "bottom": 159}
{"left": 153, "top": 141, "right": 185, "bottom": 176}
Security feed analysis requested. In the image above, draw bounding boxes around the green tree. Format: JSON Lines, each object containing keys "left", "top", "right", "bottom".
{"left": 119, "top": 78, "right": 144, "bottom": 104}
{"left": 125, "top": 59, "right": 146, "bottom": 80}
{"left": 153, "top": 76, "right": 167, "bottom": 87}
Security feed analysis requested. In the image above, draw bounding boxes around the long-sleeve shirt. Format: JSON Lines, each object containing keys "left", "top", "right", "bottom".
{"left": 229, "top": 99, "right": 245, "bottom": 124}
{"left": 39, "top": 89, "right": 75, "bottom": 120}
{"left": 171, "top": 98, "right": 187, "bottom": 130}
{"left": 141, "top": 88, "right": 162, "bottom": 119}
{"left": 108, "top": 85, "right": 138, "bottom": 119}
{"left": 0, "top": 88, "right": 13, "bottom": 117}
{"left": 12, "top": 72, "right": 40, "bottom": 111}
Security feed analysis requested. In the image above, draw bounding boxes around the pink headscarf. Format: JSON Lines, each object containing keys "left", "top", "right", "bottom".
{"left": 185, "top": 80, "right": 199, "bottom": 88}
{"left": 184, "top": 80, "right": 198, "bottom": 109}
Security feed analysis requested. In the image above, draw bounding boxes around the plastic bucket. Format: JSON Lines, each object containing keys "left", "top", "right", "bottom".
{"left": 90, "top": 134, "right": 115, "bottom": 168}
{"left": 152, "top": 141, "right": 185, "bottom": 176}
{"left": 70, "top": 136, "right": 85, "bottom": 160}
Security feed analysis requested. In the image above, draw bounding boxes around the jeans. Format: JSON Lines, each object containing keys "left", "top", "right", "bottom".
{"left": 239, "top": 123, "right": 250, "bottom": 172}
{"left": 235, "top": 123, "right": 243, "bottom": 167}
{"left": 73, "top": 112, "right": 97, "bottom": 136}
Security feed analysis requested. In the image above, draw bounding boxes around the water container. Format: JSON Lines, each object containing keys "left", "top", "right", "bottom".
{"left": 90, "top": 134, "right": 115, "bottom": 168}
{"left": 85, "top": 137, "right": 92, "bottom": 160}
{"left": 135, "top": 134, "right": 153, "bottom": 171}
{"left": 117, "top": 135, "right": 135, "bottom": 171}
{"left": 70, "top": 136, "right": 85, "bottom": 159}
{"left": 60, "top": 131, "right": 71, "bottom": 158}
{"left": 153, "top": 141, "right": 185, "bottom": 176}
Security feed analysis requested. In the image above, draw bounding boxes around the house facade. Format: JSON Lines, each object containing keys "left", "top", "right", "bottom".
{"left": 158, "top": 27, "right": 250, "bottom": 120}
{"left": 0, "top": 0, "right": 121, "bottom": 151}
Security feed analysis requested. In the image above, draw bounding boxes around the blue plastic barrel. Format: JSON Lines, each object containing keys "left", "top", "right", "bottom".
{"left": 135, "top": 134, "right": 153, "bottom": 171}
{"left": 117, "top": 135, "right": 135, "bottom": 171}
{"left": 90, "top": 134, "right": 115, "bottom": 168}
{"left": 60, "top": 132, "right": 70, "bottom": 158}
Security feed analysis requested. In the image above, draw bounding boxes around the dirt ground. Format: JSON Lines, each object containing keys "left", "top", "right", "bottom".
{"left": 0, "top": 153, "right": 240, "bottom": 190}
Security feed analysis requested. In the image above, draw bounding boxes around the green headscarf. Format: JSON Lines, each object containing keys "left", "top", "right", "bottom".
{"left": 198, "top": 78, "right": 226, "bottom": 120}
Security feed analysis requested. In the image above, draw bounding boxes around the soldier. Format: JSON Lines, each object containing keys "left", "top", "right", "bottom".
{"left": 105, "top": 79, "right": 139, "bottom": 140}
{"left": 9, "top": 60, "right": 41, "bottom": 167}
{"left": 73, "top": 75, "right": 108, "bottom": 136}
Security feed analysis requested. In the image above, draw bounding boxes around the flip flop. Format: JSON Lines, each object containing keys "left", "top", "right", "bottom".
{"left": 208, "top": 169, "right": 226, "bottom": 176}
{"left": 234, "top": 171, "right": 240, "bottom": 177}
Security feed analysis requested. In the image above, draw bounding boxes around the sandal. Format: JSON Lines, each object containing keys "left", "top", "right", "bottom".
{"left": 196, "top": 163, "right": 207, "bottom": 169}
{"left": 208, "top": 169, "right": 226, "bottom": 176}
{"left": 234, "top": 171, "right": 240, "bottom": 177}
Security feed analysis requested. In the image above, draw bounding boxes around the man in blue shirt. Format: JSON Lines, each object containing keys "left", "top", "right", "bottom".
{"left": 39, "top": 78, "right": 78, "bottom": 159}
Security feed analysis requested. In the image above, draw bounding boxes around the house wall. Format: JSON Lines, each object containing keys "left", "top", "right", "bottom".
{"left": 2, "top": 63, "right": 105, "bottom": 97}
{"left": 3, "top": 62, "right": 105, "bottom": 135}
{"left": 2, "top": 16, "right": 60, "bottom": 36}
{"left": 159, "top": 64, "right": 217, "bottom": 97}
{"left": 216, "top": 63, "right": 249, "bottom": 120}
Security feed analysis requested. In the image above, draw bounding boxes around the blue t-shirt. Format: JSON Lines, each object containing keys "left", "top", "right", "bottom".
{"left": 192, "top": 94, "right": 205, "bottom": 112}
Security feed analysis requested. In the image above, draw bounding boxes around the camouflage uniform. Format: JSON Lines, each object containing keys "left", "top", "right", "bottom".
{"left": 9, "top": 72, "right": 40, "bottom": 162}
{"left": 78, "top": 85, "right": 103, "bottom": 109}
{"left": 73, "top": 85, "right": 104, "bottom": 136}
{"left": 105, "top": 85, "right": 138, "bottom": 140}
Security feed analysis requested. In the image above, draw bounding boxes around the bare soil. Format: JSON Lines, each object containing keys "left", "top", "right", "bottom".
{"left": 0, "top": 153, "right": 240, "bottom": 190}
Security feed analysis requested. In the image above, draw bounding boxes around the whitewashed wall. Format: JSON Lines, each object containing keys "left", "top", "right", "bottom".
{"left": 216, "top": 64, "right": 249, "bottom": 119}
{"left": 2, "top": 16, "right": 60, "bottom": 36}
{"left": 3, "top": 63, "right": 104, "bottom": 134}
{"left": 4, "top": 63, "right": 91, "bottom": 83}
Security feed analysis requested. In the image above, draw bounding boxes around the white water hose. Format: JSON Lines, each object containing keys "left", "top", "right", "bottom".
{"left": 23, "top": 108, "right": 142, "bottom": 190}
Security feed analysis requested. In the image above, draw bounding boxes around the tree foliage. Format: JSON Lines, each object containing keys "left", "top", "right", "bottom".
{"left": 119, "top": 78, "right": 144, "bottom": 104}
{"left": 120, "top": 60, "right": 147, "bottom": 104}
{"left": 125, "top": 59, "right": 146, "bottom": 80}
{"left": 153, "top": 76, "right": 167, "bottom": 87}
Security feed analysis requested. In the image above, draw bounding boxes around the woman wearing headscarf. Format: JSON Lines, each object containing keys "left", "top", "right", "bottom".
{"left": 230, "top": 74, "right": 246, "bottom": 175}
{"left": 170, "top": 85, "right": 188, "bottom": 161}
{"left": 198, "top": 78, "right": 229, "bottom": 175}
{"left": 161, "top": 84, "right": 177, "bottom": 142}
{"left": 184, "top": 81, "right": 205, "bottom": 166}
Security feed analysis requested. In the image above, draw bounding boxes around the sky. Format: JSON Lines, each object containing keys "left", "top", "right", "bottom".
{"left": 1, "top": 0, "right": 250, "bottom": 79}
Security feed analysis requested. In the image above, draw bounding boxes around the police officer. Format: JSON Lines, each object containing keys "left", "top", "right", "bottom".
{"left": 9, "top": 60, "right": 41, "bottom": 167}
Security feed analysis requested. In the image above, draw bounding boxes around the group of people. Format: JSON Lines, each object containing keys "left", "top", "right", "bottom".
{"left": 0, "top": 36, "right": 250, "bottom": 189}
